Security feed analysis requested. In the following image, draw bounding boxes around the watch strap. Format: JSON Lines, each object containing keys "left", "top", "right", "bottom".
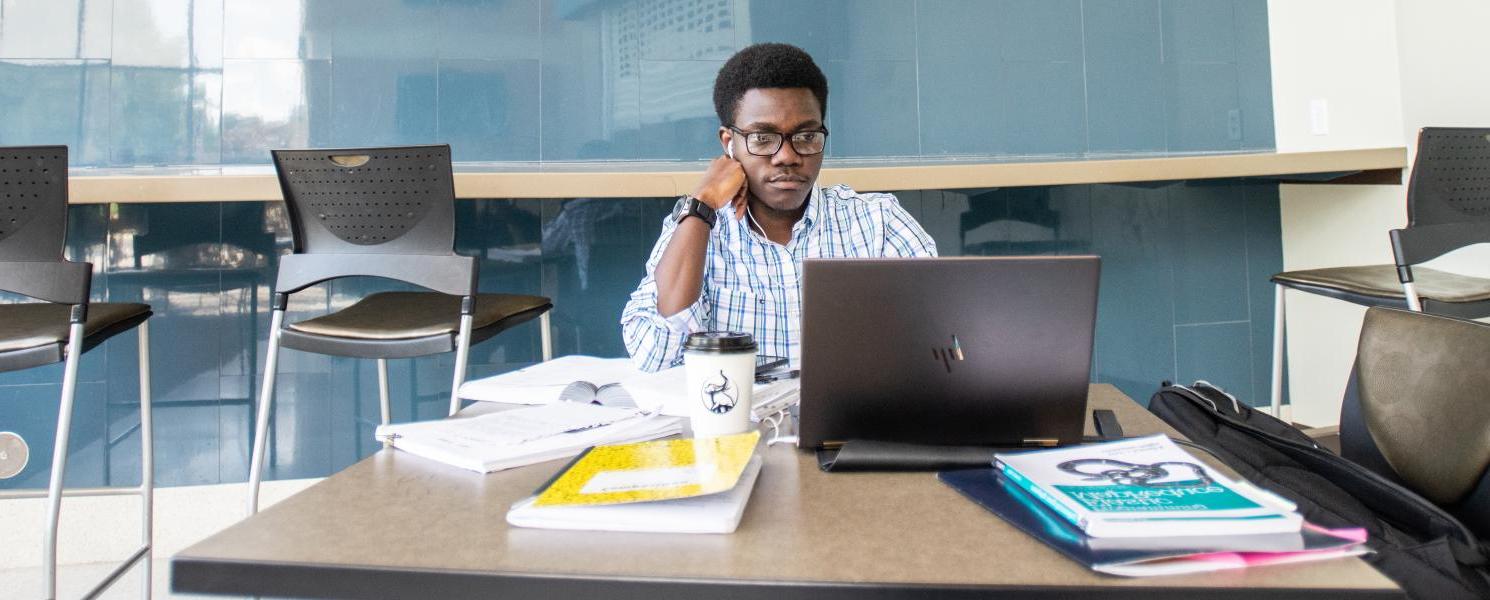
{"left": 677, "top": 196, "right": 717, "bottom": 228}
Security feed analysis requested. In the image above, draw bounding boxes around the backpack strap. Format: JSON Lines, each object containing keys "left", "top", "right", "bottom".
{"left": 1162, "top": 383, "right": 1490, "bottom": 561}
{"left": 1447, "top": 538, "right": 1490, "bottom": 567}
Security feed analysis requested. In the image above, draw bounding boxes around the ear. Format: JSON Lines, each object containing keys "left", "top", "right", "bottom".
{"left": 718, "top": 126, "right": 733, "bottom": 155}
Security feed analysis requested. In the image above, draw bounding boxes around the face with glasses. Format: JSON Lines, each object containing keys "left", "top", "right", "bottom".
{"left": 719, "top": 88, "right": 827, "bottom": 214}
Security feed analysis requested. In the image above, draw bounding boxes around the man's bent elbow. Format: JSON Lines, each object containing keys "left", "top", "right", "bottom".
{"left": 621, "top": 322, "right": 672, "bottom": 373}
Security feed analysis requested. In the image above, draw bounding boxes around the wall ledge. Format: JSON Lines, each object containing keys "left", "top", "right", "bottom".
{"left": 66, "top": 148, "right": 1406, "bottom": 203}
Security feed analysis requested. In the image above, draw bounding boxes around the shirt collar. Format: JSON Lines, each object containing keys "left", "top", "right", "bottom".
{"left": 733, "top": 185, "right": 822, "bottom": 246}
{"left": 795, "top": 185, "right": 822, "bottom": 232}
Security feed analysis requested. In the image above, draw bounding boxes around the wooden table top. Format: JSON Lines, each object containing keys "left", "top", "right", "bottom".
{"left": 171, "top": 384, "right": 1401, "bottom": 599}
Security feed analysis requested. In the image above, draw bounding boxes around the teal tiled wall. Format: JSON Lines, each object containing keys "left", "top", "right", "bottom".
{"left": 0, "top": 0, "right": 1281, "bottom": 489}
{"left": 1, "top": 0, "right": 1272, "bottom": 165}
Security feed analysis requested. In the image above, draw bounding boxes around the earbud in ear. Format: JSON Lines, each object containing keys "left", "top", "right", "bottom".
{"left": 727, "top": 143, "right": 735, "bottom": 160}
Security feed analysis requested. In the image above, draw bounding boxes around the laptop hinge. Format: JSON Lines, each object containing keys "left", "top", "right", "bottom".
{"left": 820, "top": 440, "right": 846, "bottom": 450}
{"left": 1021, "top": 438, "right": 1060, "bottom": 447}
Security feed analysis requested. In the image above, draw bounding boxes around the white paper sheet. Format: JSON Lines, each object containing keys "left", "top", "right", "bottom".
{"left": 374, "top": 404, "right": 683, "bottom": 473}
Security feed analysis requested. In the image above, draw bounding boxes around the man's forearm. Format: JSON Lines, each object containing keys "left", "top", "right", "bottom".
{"left": 654, "top": 216, "right": 711, "bottom": 316}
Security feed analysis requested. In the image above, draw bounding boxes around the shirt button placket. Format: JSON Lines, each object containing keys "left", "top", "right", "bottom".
{"left": 782, "top": 245, "right": 800, "bottom": 288}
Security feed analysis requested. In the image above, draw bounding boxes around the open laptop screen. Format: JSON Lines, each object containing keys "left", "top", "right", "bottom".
{"left": 797, "top": 256, "right": 1100, "bottom": 449}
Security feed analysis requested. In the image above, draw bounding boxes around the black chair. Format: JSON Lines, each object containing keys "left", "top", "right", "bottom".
{"left": 1342, "top": 307, "right": 1490, "bottom": 539}
{"left": 0, "top": 146, "right": 154, "bottom": 599}
{"left": 1270, "top": 127, "right": 1490, "bottom": 413}
{"left": 247, "top": 145, "right": 553, "bottom": 513}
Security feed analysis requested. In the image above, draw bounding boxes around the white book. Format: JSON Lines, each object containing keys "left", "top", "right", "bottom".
{"left": 374, "top": 403, "right": 683, "bottom": 473}
{"left": 506, "top": 455, "right": 763, "bottom": 534}
{"left": 995, "top": 435, "right": 1301, "bottom": 538}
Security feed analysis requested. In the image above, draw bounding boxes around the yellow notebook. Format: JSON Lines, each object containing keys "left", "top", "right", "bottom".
{"left": 531, "top": 431, "right": 760, "bottom": 508}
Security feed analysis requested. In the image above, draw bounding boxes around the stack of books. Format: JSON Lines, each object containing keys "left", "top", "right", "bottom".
{"left": 942, "top": 435, "right": 1369, "bottom": 576}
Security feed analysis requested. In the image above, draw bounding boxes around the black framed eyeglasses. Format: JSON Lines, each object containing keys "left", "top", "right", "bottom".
{"left": 728, "top": 126, "right": 829, "bottom": 156}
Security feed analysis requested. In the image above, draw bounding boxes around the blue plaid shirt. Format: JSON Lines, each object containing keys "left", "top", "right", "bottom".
{"left": 621, "top": 185, "right": 938, "bottom": 372}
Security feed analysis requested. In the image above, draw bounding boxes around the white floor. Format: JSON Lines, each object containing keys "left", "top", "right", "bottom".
{"left": 0, "top": 478, "right": 319, "bottom": 600}
{"left": 1, "top": 560, "right": 237, "bottom": 600}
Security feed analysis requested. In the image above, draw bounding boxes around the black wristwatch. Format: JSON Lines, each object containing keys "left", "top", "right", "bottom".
{"left": 674, "top": 195, "right": 717, "bottom": 228}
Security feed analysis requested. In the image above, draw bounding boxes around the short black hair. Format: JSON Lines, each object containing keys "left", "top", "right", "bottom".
{"left": 713, "top": 43, "right": 828, "bottom": 127}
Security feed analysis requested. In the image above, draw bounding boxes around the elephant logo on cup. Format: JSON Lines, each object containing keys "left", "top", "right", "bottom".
{"left": 700, "top": 370, "right": 737, "bottom": 414}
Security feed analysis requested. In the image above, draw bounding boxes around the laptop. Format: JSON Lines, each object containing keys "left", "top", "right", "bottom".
{"left": 797, "top": 256, "right": 1100, "bottom": 449}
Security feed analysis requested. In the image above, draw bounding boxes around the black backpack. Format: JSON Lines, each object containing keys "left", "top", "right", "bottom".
{"left": 1149, "top": 381, "right": 1490, "bottom": 600}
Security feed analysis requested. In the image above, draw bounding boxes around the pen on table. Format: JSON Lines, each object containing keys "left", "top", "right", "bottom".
{"left": 755, "top": 369, "right": 800, "bottom": 384}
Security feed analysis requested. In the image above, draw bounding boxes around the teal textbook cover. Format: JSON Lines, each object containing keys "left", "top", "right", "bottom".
{"left": 995, "top": 435, "right": 1301, "bottom": 538}
{"left": 938, "top": 468, "right": 1367, "bottom": 577}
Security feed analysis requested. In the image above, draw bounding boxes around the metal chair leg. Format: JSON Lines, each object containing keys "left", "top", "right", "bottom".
{"left": 1403, "top": 281, "right": 1424, "bottom": 312}
{"left": 540, "top": 311, "right": 554, "bottom": 362}
{"left": 448, "top": 314, "right": 474, "bottom": 416}
{"left": 378, "top": 358, "right": 392, "bottom": 448}
{"left": 1270, "top": 284, "right": 1287, "bottom": 418}
{"left": 247, "top": 309, "right": 286, "bottom": 515}
{"left": 29, "top": 321, "right": 155, "bottom": 600}
{"left": 138, "top": 320, "right": 154, "bottom": 600}
{"left": 43, "top": 322, "right": 85, "bottom": 600}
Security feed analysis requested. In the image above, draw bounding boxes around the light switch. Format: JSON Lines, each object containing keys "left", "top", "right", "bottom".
{"left": 1309, "top": 99, "right": 1330, "bottom": 135}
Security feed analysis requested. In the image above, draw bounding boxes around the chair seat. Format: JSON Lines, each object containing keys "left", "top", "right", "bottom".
{"left": 0, "top": 302, "right": 152, "bottom": 352}
{"left": 1273, "top": 265, "right": 1490, "bottom": 304}
{"left": 0, "top": 302, "right": 153, "bottom": 372}
{"left": 287, "top": 291, "right": 551, "bottom": 340}
{"left": 279, "top": 291, "right": 551, "bottom": 359}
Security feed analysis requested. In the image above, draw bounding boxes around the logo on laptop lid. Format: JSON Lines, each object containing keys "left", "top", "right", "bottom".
{"left": 933, "top": 335, "right": 965, "bottom": 372}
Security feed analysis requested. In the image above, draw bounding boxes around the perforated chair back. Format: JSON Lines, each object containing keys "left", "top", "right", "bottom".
{"left": 1408, "top": 127, "right": 1490, "bottom": 227}
{"left": 1391, "top": 128, "right": 1490, "bottom": 270}
{"left": 0, "top": 145, "right": 89, "bottom": 306}
{"left": 0, "top": 145, "right": 69, "bottom": 262}
{"left": 272, "top": 145, "right": 456, "bottom": 256}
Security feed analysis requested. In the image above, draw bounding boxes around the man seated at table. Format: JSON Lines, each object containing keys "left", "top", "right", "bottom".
{"left": 621, "top": 43, "right": 938, "bottom": 372}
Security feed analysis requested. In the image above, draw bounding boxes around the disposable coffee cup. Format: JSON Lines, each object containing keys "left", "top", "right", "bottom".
{"left": 683, "top": 332, "right": 757, "bottom": 437}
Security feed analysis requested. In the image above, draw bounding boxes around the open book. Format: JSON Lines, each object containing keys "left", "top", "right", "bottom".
{"left": 457, "top": 356, "right": 640, "bottom": 405}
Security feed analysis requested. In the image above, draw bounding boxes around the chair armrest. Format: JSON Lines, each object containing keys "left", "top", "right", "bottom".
{"left": 1392, "top": 223, "right": 1490, "bottom": 268}
{"left": 0, "top": 260, "right": 92, "bottom": 305}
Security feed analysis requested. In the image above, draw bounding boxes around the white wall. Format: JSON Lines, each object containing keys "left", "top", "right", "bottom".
{"left": 1394, "top": 0, "right": 1490, "bottom": 278}
{"left": 1268, "top": 0, "right": 1404, "bottom": 153}
{"left": 1270, "top": 0, "right": 1490, "bottom": 426}
{"left": 1268, "top": 0, "right": 1403, "bottom": 425}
